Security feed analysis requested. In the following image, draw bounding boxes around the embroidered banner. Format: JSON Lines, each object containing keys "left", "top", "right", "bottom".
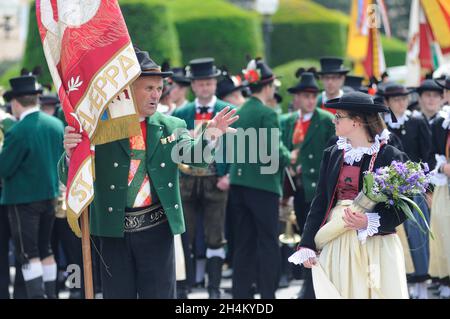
{"left": 36, "top": 0, "right": 141, "bottom": 236}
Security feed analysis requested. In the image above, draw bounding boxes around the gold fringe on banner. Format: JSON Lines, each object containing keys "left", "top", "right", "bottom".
{"left": 91, "top": 114, "right": 141, "bottom": 145}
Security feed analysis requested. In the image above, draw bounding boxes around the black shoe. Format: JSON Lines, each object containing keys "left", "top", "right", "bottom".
{"left": 24, "top": 277, "right": 46, "bottom": 299}
{"left": 278, "top": 275, "right": 290, "bottom": 289}
{"left": 208, "top": 288, "right": 221, "bottom": 299}
{"left": 44, "top": 281, "right": 57, "bottom": 299}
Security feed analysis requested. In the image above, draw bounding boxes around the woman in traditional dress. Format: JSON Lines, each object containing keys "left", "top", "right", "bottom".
{"left": 289, "top": 92, "right": 409, "bottom": 299}
{"left": 428, "top": 75, "right": 450, "bottom": 299}
{"left": 382, "top": 82, "right": 432, "bottom": 298}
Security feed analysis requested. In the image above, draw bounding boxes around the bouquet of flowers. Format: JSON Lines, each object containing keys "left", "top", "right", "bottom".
{"left": 353, "top": 160, "right": 434, "bottom": 237}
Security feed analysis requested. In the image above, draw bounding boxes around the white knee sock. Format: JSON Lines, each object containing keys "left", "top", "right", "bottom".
{"left": 22, "top": 262, "right": 43, "bottom": 281}
{"left": 42, "top": 263, "right": 57, "bottom": 282}
{"left": 206, "top": 248, "right": 225, "bottom": 259}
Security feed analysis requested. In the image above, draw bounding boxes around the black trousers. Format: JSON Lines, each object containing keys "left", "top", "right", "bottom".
{"left": 99, "top": 220, "right": 175, "bottom": 299}
{"left": 8, "top": 200, "right": 55, "bottom": 264}
{"left": 0, "top": 205, "right": 10, "bottom": 299}
{"left": 230, "top": 185, "right": 280, "bottom": 299}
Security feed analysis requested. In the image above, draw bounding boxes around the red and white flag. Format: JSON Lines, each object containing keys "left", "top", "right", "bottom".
{"left": 36, "top": 0, "right": 141, "bottom": 236}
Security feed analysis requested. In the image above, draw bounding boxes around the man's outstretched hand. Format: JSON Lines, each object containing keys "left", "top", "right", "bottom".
{"left": 205, "top": 106, "right": 239, "bottom": 141}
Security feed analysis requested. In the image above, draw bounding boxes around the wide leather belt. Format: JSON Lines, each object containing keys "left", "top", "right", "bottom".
{"left": 124, "top": 204, "right": 167, "bottom": 233}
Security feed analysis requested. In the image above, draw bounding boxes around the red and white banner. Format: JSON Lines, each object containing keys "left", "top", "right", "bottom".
{"left": 36, "top": 0, "right": 141, "bottom": 236}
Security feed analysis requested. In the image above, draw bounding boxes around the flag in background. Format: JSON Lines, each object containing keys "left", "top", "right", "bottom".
{"left": 406, "top": 0, "right": 449, "bottom": 86}
{"left": 346, "top": 0, "right": 389, "bottom": 81}
{"left": 36, "top": 0, "right": 141, "bottom": 236}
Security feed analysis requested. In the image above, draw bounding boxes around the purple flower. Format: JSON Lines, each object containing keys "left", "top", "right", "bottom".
{"left": 388, "top": 200, "right": 394, "bottom": 206}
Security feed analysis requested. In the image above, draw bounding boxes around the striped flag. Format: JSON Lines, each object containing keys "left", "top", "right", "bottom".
{"left": 347, "top": 0, "right": 388, "bottom": 80}
{"left": 36, "top": 0, "right": 141, "bottom": 236}
{"left": 406, "top": 0, "right": 448, "bottom": 86}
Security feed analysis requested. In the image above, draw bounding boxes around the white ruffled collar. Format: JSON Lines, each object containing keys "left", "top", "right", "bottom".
{"left": 384, "top": 110, "right": 410, "bottom": 129}
{"left": 337, "top": 129, "right": 390, "bottom": 165}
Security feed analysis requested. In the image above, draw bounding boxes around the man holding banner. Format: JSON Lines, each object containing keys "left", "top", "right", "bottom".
{"left": 37, "top": 0, "right": 238, "bottom": 298}
{"left": 60, "top": 48, "right": 237, "bottom": 299}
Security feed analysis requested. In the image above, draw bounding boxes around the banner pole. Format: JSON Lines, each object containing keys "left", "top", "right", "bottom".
{"left": 81, "top": 208, "right": 94, "bottom": 299}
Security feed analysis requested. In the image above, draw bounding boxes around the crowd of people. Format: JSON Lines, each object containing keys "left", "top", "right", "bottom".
{"left": 0, "top": 48, "right": 449, "bottom": 299}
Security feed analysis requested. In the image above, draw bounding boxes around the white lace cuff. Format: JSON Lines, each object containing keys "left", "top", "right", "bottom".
{"left": 288, "top": 248, "right": 317, "bottom": 265}
{"left": 357, "top": 212, "right": 380, "bottom": 244}
{"left": 431, "top": 154, "right": 448, "bottom": 186}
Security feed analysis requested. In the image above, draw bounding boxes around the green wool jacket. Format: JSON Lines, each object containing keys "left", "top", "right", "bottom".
{"left": 280, "top": 108, "right": 335, "bottom": 202}
{"left": 172, "top": 98, "right": 233, "bottom": 177}
{"left": 58, "top": 111, "right": 215, "bottom": 238}
{"left": 0, "top": 111, "right": 64, "bottom": 204}
{"left": 229, "top": 96, "right": 291, "bottom": 196}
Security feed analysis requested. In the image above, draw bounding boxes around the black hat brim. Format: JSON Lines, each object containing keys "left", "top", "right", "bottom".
{"left": 382, "top": 89, "right": 413, "bottom": 98}
{"left": 3, "top": 88, "right": 43, "bottom": 102}
{"left": 188, "top": 70, "right": 221, "bottom": 80}
{"left": 287, "top": 87, "right": 319, "bottom": 94}
{"left": 317, "top": 69, "right": 350, "bottom": 75}
{"left": 434, "top": 78, "right": 450, "bottom": 90}
{"left": 415, "top": 87, "right": 443, "bottom": 94}
{"left": 324, "top": 100, "right": 389, "bottom": 113}
{"left": 171, "top": 76, "right": 191, "bottom": 85}
{"left": 140, "top": 71, "right": 173, "bottom": 78}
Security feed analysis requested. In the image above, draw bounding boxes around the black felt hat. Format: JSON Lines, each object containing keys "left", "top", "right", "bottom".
{"left": 39, "top": 94, "right": 60, "bottom": 106}
{"left": 381, "top": 82, "right": 413, "bottom": 98}
{"left": 344, "top": 75, "right": 368, "bottom": 93}
{"left": 170, "top": 67, "right": 191, "bottom": 86}
{"left": 135, "top": 47, "right": 173, "bottom": 78}
{"left": 435, "top": 75, "right": 450, "bottom": 90}
{"left": 216, "top": 72, "right": 246, "bottom": 99}
{"left": 287, "top": 72, "right": 319, "bottom": 94}
{"left": 325, "top": 91, "right": 390, "bottom": 113}
{"left": 317, "top": 57, "right": 349, "bottom": 75}
{"left": 415, "top": 79, "right": 444, "bottom": 95}
{"left": 186, "top": 58, "right": 221, "bottom": 80}
{"left": 243, "top": 58, "right": 277, "bottom": 87}
{"left": 3, "top": 75, "right": 43, "bottom": 102}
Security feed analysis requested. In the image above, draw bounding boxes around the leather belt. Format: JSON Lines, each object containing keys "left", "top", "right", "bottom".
{"left": 124, "top": 204, "right": 167, "bottom": 233}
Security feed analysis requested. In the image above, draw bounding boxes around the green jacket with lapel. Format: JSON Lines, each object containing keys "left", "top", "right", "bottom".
{"left": 280, "top": 108, "right": 335, "bottom": 202}
{"left": 58, "top": 112, "right": 214, "bottom": 238}
{"left": 229, "top": 96, "right": 291, "bottom": 196}
{"left": 0, "top": 111, "right": 64, "bottom": 204}
{"left": 172, "top": 98, "right": 233, "bottom": 176}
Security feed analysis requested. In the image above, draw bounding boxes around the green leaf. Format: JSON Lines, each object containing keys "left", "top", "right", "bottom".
{"left": 398, "top": 195, "right": 434, "bottom": 240}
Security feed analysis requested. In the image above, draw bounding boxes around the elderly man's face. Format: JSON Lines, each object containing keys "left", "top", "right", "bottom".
{"left": 132, "top": 76, "right": 163, "bottom": 117}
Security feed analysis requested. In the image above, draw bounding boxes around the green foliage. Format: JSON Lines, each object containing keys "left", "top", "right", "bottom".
{"left": 168, "top": 0, "right": 264, "bottom": 72}
{"left": 0, "top": 62, "right": 22, "bottom": 88}
{"left": 22, "top": 2, "right": 52, "bottom": 86}
{"left": 120, "top": 0, "right": 181, "bottom": 66}
{"left": 270, "top": 0, "right": 349, "bottom": 67}
{"left": 382, "top": 36, "right": 407, "bottom": 67}
{"left": 22, "top": 0, "right": 181, "bottom": 88}
{"left": 273, "top": 59, "right": 321, "bottom": 113}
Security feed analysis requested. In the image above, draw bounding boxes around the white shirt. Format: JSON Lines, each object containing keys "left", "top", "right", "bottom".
{"left": 321, "top": 89, "right": 344, "bottom": 104}
{"left": 194, "top": 96, "right": 217, "bottom": 113}
{"left": 298, "top": 110, "right": 313, "bottom": 122}
{"left": 19, "top": 106, "right": 40, "bottom": 121}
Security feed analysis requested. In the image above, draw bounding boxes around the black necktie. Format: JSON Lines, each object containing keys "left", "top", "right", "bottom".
{"left": 198, "top": 106, "right": 210, "bottom": 114}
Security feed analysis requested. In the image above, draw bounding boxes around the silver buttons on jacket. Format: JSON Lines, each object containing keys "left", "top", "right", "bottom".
{"left": 160, "top": 162, "right": 166, "bottom": 168}
{"left": 113, "top": 162, "right": 119, "bottom": 168}
{"left": 311, "top": 182, "right": 317, "bottom": 188}
{"left": 108, "top": 207, "right": 113, "bottom": 212}
{"left": 308, "top": 154, "right": 313, "bottom": 159}
{"left": 168, "top": 182, "right": 173, "bottom": 188}
{"left": 110, "top": 185, "right": 115, "bottom": 190}
{"left": 174, "top": 204, "right": 179, "bottom": 209}
{"left": 237, "top": 168, "right": 242, "bottom": 176}
{"left": 310, "top": 168, "right": 315, "bottom": 174}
